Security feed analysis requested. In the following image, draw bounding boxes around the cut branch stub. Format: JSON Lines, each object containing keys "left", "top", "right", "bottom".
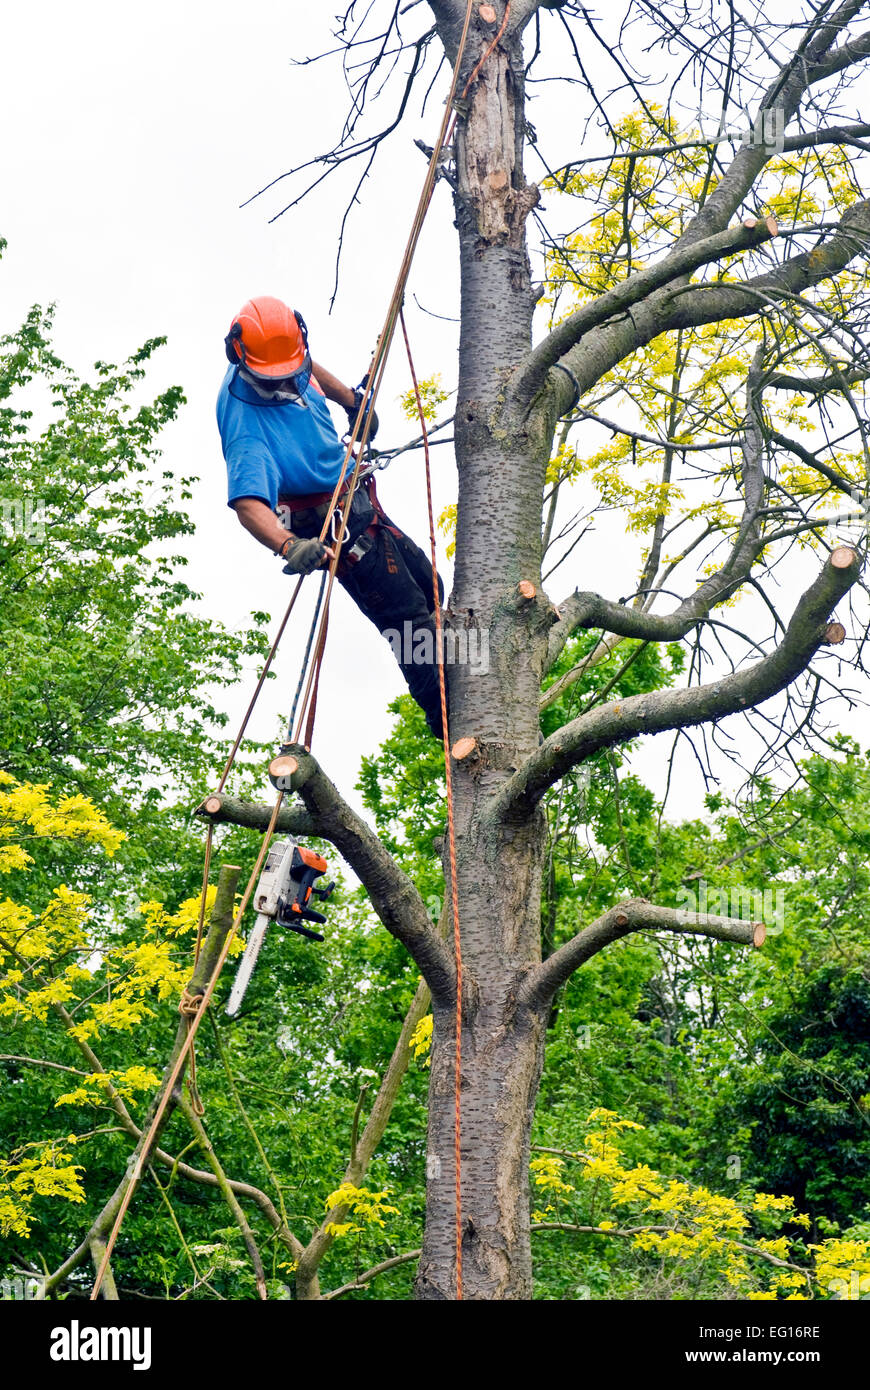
{"left": 202, "top": 796, "right": 223, "bottom": 817}
{"left": 743, "top": 215, "right": 779, "bottom": 236}
{"left": 517, "top": 580, "right": 537, "bottom": 601}
{"left": 479, "top": 3, "right": 497, "bottom": 20}
{"left": 830, "top": 546, "right": 858, "bottom": 569}
{"left": 451, "top": 736, "right": 479, "bottom": 762}
{"left": 824, "top": 621, "right": 847, "bottom": 645}
{"left": 753, "top": 922, "right": 767, "bottom": 948}
{"left": 269, "top": 753, "right": 299, "bottom": 790}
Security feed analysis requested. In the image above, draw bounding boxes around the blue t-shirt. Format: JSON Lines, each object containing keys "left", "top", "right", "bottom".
{"left": 216, "top": 366, "right": 349, "bottom": 507}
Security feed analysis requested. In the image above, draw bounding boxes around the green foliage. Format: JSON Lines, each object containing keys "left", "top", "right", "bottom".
{"left": 0, "top": 299, "right": 270, "bottom": 909}
{"left": 724, "top": 965, "right": 870, "bottom": 1229}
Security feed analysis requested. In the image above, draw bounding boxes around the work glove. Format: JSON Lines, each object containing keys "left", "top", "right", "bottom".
{"left": 281, "top": 536, "right": 330, "bottom": 576}
{"left": 346, "top": 377, "right": 379, "bottom": 442}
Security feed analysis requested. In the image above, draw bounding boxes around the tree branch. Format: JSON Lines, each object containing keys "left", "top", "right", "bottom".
{"left": 540, "top": 197, "right": 870, "bottom": 418}
{"left": 497, "top": 547, "right": 860, "bottom": 819}
{"left": 295, "top": 970, "right": 433, "bottom": 1298}
{"left": 511, "top": 215, "right": 779, "bottom": 402}
{"left": 46, "top": 867, "right": 244, "bottom": 1297}
{"left": 766, "top": 367, "right": 870, "bottom": 394}
{"left": 177, "top": 1093, "right": 268, "bottom": 1301}
{"left": 321, "top": 1247, "right": 422, "bottom": 1300}
{"left": 806, "top": 25, "right": 870, "bottom": 80}
{"left": 197, "top": 748, "right": 455, "bottom": 1004}
{"left": 531, "top": 1221, "right": 809, "bottom": 1274}
{"left": 545, "top": 353, "right": 768, "bottom": 681}
{"left": 519, "top": 897, "right": 766, "bottom": 1010}
{"left": 768, "top": 428, "right": 858, "bottom": 497}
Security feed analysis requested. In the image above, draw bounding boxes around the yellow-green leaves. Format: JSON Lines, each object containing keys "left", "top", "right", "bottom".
{"left": 324, "top": 1182, "right": 401, "bottom": 1238}
{"left": 532, "top": 1109, "right": 870, "bottom": 1299}
{"left": 399, "top": 373, "right": 449, "bottom": 423}
{"left": 0, "top": 772, "right": 125, "bottom": 856}
{"left": 531, "top": 1153, "right": 575, "bottom": 1195}
{"left": 55, "top": 1065, "right": 160, "bottom": 1110}
{"left": 0, "top": 1143, "right": 85, "bottom": 1238}
{"left": 0, "top": 778, "right": 212, "bottom": 1042}
{"left": 437, "top": 502, "right": 457, "bottom": 560}
{"left": 408, "top": 1013, "right": 433, "bottom": 1066}
{"left": 540, "top": 106, "right": 869, "bottom": 571}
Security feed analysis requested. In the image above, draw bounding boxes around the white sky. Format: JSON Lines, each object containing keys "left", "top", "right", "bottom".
{"left": 2, "top": 2, "right": 860, "bottom": 833}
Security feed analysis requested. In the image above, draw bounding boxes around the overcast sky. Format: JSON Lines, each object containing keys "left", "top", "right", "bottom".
{"left": 3, "top": 2, "right": 853, "bottom": 830}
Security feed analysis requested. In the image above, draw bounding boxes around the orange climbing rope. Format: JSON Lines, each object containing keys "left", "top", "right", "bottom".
{"left": 400, "top": 308, "right": 464, "bottom": 1300}
{"left": 90, "top": 0, "right": 508, "bottom": 1301}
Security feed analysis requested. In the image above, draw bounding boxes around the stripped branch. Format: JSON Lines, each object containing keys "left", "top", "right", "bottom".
{"left": 518, "top": 897, "right": 765, "bottom": 1010}
{"left": 497, "top": 548, "right": 861, "bottom": 819}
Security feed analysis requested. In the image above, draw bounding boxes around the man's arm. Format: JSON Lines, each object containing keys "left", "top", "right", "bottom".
{"left": 232, "top": 496, "right": 335, "bottom": 562}
{"left": 311, "top": 361, "right": 355, "bottom": 411}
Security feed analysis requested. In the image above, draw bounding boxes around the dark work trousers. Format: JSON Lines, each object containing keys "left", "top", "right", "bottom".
{"left": 338, "top": 519, "right": 446, "bottom": 738}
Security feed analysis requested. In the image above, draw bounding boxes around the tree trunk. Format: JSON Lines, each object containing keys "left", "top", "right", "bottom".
{"left": 416, "top": 19, "right": 554, "bottom": 1300}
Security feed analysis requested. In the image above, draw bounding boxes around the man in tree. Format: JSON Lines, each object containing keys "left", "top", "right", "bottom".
{"left": 217, "top": 295, "right": 445, "bottom": 736}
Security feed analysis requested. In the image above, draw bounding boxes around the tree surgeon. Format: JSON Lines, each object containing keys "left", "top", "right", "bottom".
{"left": 217, "top": 295, "right": 445, "bottom": 736}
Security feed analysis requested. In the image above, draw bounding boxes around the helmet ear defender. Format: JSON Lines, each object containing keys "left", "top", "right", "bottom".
{"left": 293, "top": 310, "right": 309, "bottom": 352}
{"left": 224, "top": 321, "right": 245, "bottom": 366}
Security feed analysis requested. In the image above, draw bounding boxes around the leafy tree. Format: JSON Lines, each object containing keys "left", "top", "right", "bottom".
{"left": 728, "top": 965, "right": 870, "bottom": 1230}
{"left": 0, "top": 276, "right": 268, "bottom": 905}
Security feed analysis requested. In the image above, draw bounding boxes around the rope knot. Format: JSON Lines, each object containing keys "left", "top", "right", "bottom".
{"left": 179, "top": 988, "right": 205, "bottom": 1017}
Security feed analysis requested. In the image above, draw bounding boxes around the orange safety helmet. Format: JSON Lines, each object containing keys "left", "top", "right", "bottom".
{"left": 224, "top": 296, "right": 310, "bottom": 379}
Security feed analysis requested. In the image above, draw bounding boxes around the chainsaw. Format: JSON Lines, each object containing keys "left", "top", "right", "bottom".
{"left": 225, "top": 838, "right": 334, "bottom": 1018}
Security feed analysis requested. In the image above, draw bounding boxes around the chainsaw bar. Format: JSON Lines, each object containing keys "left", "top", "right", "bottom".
{"left": 225, "top": 912, "right": 271, "bottom": 1018}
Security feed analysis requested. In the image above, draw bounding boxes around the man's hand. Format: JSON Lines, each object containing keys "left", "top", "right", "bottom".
{"left": 281, "top": 536, "right": 332, "bottom": 575}
{"left": 347, "top": 379, "right": 379, "bottom": 441}
{"left": 232, "top": 497, "right": 335, "bottom": 570}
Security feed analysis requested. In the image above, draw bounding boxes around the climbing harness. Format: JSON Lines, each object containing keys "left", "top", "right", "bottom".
{"left": 91, "top": 0, "right": 493, "bottom": 1301}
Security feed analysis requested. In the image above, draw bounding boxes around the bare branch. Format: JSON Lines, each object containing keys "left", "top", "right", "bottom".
{"left": 544, "top": 352, "right": 768, "bottom": 680}
{"left": 519, "top": 896, "right": 766, "bottom": 1010}
{"left": 551, "top": 122, "right": 870, "bottom": 174}
{"left": 511, "top": 215, "right": 779, "bottom": 401}
{"left": 296, "top": 972, "right": 433, "bottom": 1298}
{"left": 766, "top": 367, "right": 870, "bottom": 393}
{"left": 807, "top": 25, "right": 870, "bottom": 80}
{"left": 768, "top": 428, "right": 858, "bottom": 497}
{"left": 322, "top": 1247, "right": 422, "bottom": 1300}
{"left": 496, "top": 548, "right": 861, "bottom": 819}
{"left": 545, "top": 198, "right": 870, "bottom": 416}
